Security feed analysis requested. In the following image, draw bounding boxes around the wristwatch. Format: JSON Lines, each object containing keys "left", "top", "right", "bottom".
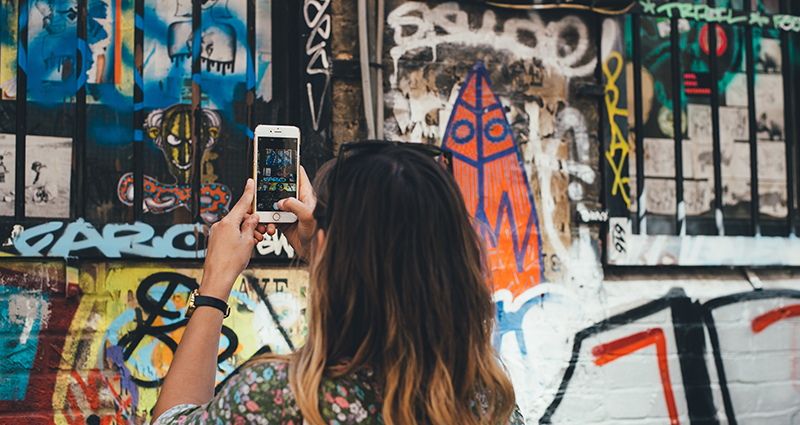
{"left": 185, "top": 289, "right": 230, "bottom": 318}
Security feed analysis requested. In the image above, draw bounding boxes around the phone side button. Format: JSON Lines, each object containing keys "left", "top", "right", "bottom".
{"left": 272, "top": 213, "right": 281, "bottom": 221}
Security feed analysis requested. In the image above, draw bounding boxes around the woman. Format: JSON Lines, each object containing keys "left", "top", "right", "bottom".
{"left": 152, "top": 143, "right": 524, "bottom": 425}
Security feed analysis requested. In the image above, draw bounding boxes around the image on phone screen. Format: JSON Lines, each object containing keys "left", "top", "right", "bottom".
{"left": 256, "top": 137, "right": 298, "bottom": 212}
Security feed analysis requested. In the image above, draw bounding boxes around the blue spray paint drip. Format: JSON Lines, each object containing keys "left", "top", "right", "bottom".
{"left": 246, "top": 51, "right": 255, "bottom": 90}
{"left": 105, "top": 345, "right": 139, "bottom": 410}
{"left": 192, "top": 27, "right": 202, "bottom": 72}
{"left": 134, "top": 68, "right": 144, "bottom": 89}
{"left": 17, "top": 43, "right": 26, "bottom": 75}
{"left": 16, "top": 1, "right": 28, "bottom": 73}
{"left": 134, "top": 129, "right": 143, "bottom": 141}
{"left": 0, "top": 286, "right": 48, "bottom": 401}
{"left": 135, "top": 13, "right": 143, "bottom": 30}
{"left": 77, "top": 39, "right": 88, "bottom": 90}
{"left": 494, "top": 294, "right": 552, "bottom": 356}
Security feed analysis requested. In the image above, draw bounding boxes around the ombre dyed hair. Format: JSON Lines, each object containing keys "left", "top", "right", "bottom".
{"left": 263, "top": 146, "right": 516, "bottom": 425}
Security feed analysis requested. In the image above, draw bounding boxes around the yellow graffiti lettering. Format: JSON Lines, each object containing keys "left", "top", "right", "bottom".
{"left": 603, "top": 51, "right": 631, "bottom": 209}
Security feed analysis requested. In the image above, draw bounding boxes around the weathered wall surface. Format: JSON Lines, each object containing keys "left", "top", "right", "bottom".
{"left": 0, "top": 261, "right": 308, "bottom": 423}
{"left": 1, "top": 0, "right": 800, "bottom": 423}
{"left": 381, "top": 1, "right": 800, "bottom": 424}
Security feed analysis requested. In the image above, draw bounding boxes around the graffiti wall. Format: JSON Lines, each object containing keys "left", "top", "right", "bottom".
{"left": 382, "top": 1, "right": 800, "bottom": 424}
{"left": 0, "top": 260, "right": 308, "bottom": 423}
{"left": 3, "top": 0, "right": 800, "bottom": 423}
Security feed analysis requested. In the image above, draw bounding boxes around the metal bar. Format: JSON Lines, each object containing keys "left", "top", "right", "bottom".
{"left": 247, "top": 0, "right": 256, "bottom": 172}
{"left": 133, "top": 0, "right": 144, "bottom": 222}
{"left": 790, "top": 2, "right": 800, "bottom": 235}
{"left": 632, "top": 14, "right": 646, "bottom": 235}
{"left": 191, "top": 0, "right": 202, "bottom": 223}
{"left": 670, "top": 16, "right": 685, "bottom": 236}
{"left": 780, "top": 0, "right": 796, "bottom": 236}
{"left": 15, "top": 0, "right": 28, "bottom": 221}
{"left": 74, "top": 0, "right": 87, "bottom": 220}
{"left": 595, "top": 14, "right": 606, "bottom": 214}
{"left": 708, "top": 0, "right": 724, "bottom": 236}
{"left": 744, "top": 1, "right": 760, "bottom": 236}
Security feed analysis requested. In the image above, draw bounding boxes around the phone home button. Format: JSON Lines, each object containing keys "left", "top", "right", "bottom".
{"left": 272, "top": 213, "right": 281, "bottom": 221}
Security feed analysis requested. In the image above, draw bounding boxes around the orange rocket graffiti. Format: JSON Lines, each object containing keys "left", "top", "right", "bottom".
{"left": 442, "top": 62, "right": 543, "bottom": 299}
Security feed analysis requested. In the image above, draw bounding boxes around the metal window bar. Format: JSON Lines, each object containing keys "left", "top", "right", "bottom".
{"left": 191, "top": 0, "right": 202, "bottom": 223}
{"left": 708, "top": 0, "right": 725, "bottom": 236}
{"left": 670, "top": 15, "right": 685, "bottom": 236}
{"left": 15, "top": 0, "right": 28, "bottom": 221}
{"left": 247, "top": 0, "right": 256, "bottom": 170}
{"left": 744, "top": 0, "right": 760, "bottom": 237}
{"left": 133, "top": 0, "right": 144, "bottom": 223}
{"left": 75, "top": 0, "right": 87, "bottom": 220}
{"left": 780, "top": 0, "right": 797, "bottom": 236}
{"left": 632, "top": 13, "right": 646, "bottom": 235}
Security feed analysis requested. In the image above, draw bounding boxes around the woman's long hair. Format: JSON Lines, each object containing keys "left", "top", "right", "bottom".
{"left": 269, "top": 146, "right": 515, "bottom": 425}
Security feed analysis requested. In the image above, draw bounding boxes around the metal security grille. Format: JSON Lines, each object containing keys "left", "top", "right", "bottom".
{"left": 625, "top": 0, "right": 798, "bottom": 238}
{"left": 0, "top": 0, "right": 325, "bottom": 228}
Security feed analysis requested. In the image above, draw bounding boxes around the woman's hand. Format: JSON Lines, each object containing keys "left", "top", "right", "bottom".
{"left": 266, "top": 166, "right": 316, "bottom": 261}
{"left": 201, "top": 179, "right": 265, "bottom": 299}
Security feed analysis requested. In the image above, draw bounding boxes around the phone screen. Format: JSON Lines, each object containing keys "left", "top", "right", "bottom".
{"left": 256, "top": 136, "right": 298, "bottom": 212}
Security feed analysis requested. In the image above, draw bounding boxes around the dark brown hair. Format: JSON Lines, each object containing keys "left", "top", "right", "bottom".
{"left": 270, "top": 146, "right": 515, "bottom": 425}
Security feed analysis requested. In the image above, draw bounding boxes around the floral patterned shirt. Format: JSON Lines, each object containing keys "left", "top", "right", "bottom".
{"left": 153, "top": 360, "right": 526, "bottom": 425}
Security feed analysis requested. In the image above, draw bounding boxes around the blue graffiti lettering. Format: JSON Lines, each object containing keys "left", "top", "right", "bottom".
{"left": 13, "top": 219, "right": 205, "bottom": 258}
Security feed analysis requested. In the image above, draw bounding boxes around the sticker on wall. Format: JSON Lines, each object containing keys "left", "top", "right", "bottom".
{"left": 25, "top": 135, "right": 72, "bottom": 218}
{"left": 0, "top": 134, "right": 16, "bottom": 216}
{"left": 441, "top": 61, "right": 543, "bottom": 301}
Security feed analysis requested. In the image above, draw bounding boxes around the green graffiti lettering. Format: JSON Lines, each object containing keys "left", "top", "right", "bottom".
{"left": 643, "top": 1, "right": 799, "bottom": 33}
{"left": 675, "top": 3, "right": 694, "bottom": 20}
{"left": 749, "top": 12, "right": 769, "bottom": 27}
{"left": 656, "top": 3, "right": 681, "bottom": 19}
{"left": 640, "top": 0, "right": 656, "bottom": 14}
{"left": 725, "top": 9, "right": 748, "bottom": 25}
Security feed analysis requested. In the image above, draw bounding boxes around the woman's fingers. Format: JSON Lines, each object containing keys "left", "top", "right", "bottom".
{"left": 278, "top": 197, "right": 313, "bottom": 221}
{"left": 298, "top": 166, "right": 315, "bottom": 205}
{"left": 253, "top": 224, "right": 265, "bottom": 242}
{"left": 241, "top": 214, "right": 259, "bottom": 241}
{"left": 229, "top": 179, "right": 256, "bottom": 221}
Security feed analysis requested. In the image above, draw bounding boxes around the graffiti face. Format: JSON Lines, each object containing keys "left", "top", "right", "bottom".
{"left": 145, "top": 104, "right": 220, "bottom": 185}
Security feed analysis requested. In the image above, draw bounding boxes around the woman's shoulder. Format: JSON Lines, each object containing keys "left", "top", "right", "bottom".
{"left": 317, "top": 362, "right": 383, "bottom": 423}
{"left": 241, "top": 358, "right": 383, "bottom": 423}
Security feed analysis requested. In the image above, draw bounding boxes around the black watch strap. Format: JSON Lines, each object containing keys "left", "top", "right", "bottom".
{"left": 191, "top": 290, "right": 231, "bottom": 318}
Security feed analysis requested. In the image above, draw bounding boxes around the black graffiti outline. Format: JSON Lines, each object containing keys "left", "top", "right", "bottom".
{"left": 249, "top": 276, "right": 296, "bottom": 351}
{"left": 117, "top": 272, "right": 239, "bottom": 388}
{"left": 540, "top": 288, "right": 800, "bottom": 424}
{"left": 701, "top": 290, "right": 800, "bottom": 425}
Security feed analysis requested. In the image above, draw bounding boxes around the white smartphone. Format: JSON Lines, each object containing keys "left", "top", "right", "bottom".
{"left": 253, "top": 125, "right": 300, "bottom": 223}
